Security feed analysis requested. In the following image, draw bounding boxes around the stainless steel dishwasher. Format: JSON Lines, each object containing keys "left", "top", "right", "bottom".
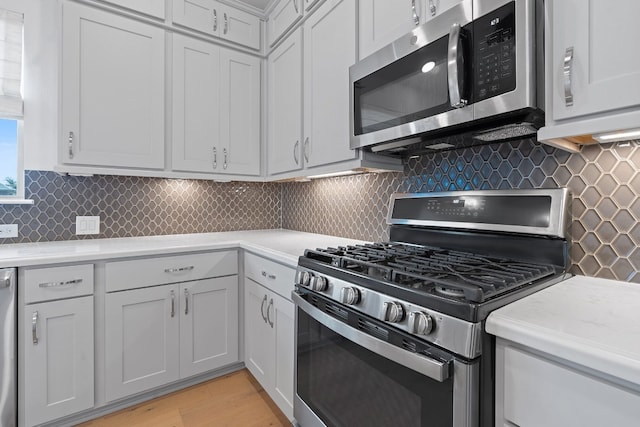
{"left": 1, "top": 268, "right": 16, "bottom": 427}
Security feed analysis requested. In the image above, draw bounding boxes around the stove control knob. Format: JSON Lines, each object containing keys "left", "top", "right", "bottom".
{"left": 295, "top": 270, "right": 311, "bottom": 287}
{"left": 382, "top": 301, "right": 405, "bottom": 323}
{"left": 340, "top": 287, "right": 361, "bottom": 305}
{"left": 408, "top": 311, "right": 434, "bottom": 335}
{"left": 310, "top": 275, "right": 328, "bottom": 292}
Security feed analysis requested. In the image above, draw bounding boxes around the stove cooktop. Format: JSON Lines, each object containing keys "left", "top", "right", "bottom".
{"left": 303, "top": 242, "right": 557, "bottom": 303}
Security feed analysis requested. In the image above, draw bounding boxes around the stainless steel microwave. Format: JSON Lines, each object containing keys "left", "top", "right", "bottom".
{"left": 350, "top": 0, "right": 544, "bottom": 156}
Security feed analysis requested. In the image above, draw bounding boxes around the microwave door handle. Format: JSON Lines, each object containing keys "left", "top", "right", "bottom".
{"left": 447, "top": 23, "right": 467, "bottom": 109}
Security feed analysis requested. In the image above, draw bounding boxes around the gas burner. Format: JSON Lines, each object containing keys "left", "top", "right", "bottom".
{"left": 434, "top": 286, "right": 466, "bottom": 298}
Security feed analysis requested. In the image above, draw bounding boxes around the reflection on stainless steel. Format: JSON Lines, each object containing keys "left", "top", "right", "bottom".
{"left": 0, "top": 268, "right": 16, "bottom": 427}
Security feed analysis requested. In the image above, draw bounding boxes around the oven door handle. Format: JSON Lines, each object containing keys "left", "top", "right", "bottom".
{"left": 293, "top": 292, "right": 451, "bottom": 382}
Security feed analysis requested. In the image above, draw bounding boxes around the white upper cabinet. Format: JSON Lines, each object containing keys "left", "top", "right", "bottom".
{"left": 219, "top": 48, "right": 261, "bottom": 175}
{"left": 101, "top": 0, "right": 165, "bottom": 18}
{"left": 549, "top": 0, "right": 640, "bottom": 121}
{"left": 358, "top": 0, "right": 463, "bottom": 60}
{"left": 303, "top": 0, "right": 357, "bottom": 168}
{"left": 172, "top": 0, "right": 261, "bottom": 50}
{"left": 268, "top": 0, "right": 303, "bottom": 47}
{"left": 172, "top": 35, "right": 221, "bottom": 173}
{"left": 538, "top": 0, "right": 640, "bottom": 151}
{"left": 268, "top": 29, "right": 303, "bottom": 175}
{"left": 61, "top": 2, "right": 165, "bottom": 169}
{"left": 172, "top": 36, "right": 260, "bottom": 176}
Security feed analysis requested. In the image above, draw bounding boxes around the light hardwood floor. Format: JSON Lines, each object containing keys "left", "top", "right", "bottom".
{"left": 77, "top": 369, "right": 291, "bottom": 427}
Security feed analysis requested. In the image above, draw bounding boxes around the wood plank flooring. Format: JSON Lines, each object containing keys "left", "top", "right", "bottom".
{"left": 77, "top": 369, "right": 291, "bottom": 427}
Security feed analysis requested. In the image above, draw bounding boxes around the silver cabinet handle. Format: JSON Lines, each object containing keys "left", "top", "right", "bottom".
{"left": 261, "top": 271, "right": 276, "bottom": 280}
{"left": 164, "top": 266, "right": 194, "bottom": 273}
{"left": 213, "top": 9, "right": 218, "bottom": 32}
{"left": 170, "top": 290, "right": 176, "bottom": 318}
{"left": 293, "top": 141, "right": 300, "bottom": 165}
{"left": 223, "top": 148, "right": 228, "bottom": 170}
{"left": 68, "top": 131, "right": 74, "bottom": 159}
{"left": 303, "top": 137, "right": 310, "bottom": 163}
{"left": 293, "top": 0, "right": 299, "bottom": 14}
{"left": 411, "top": 0, "right": 420, "bottom": 25}
{"left": 563, "top": 46, "right": 574, "bottom": 107}
{"left": 260, "top": 294, "right": 268, "bottom": 323}
{"left": 212, "top": 146, "right": 217, "bottom": 169}
{"left": 429, "top": 0, "right": 436, "bottom": 16}
{"left": 223, "top": 13, "right": 228, "bottom": 35}
{"left": 39, "top": 278, "right": 83, "bottom": 288}
{"left": 448, "top": 23, "right": 468, "bottom": 108}
{"left": 267, "top": 298, "right": 274, "bottom": 328}
{"left": 32, "top": 311, "right": 39, "bottom": 344}
{"left": 184, "top": 288, "right": 190, "bottom": 315}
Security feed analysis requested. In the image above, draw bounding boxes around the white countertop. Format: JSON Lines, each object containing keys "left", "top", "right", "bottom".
{"left": 0, "top": 229, "right": 367, "bottom": 269}
{"left": 486, "top": 275, "right": 640, "bottom": 386}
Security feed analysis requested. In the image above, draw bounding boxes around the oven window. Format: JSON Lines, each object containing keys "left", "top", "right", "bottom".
{"left": 297, "top": 308, "right": 454, "bottom": 427}
{"left": 353, "top": 35, "right": 451, "bottom": 136}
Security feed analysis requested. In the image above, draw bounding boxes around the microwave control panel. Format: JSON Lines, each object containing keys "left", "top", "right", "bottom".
{"left": 474, "top": 1, "right": 517, "bottom": 101}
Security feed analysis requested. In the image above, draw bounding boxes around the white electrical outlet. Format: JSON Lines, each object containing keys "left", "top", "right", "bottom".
{"left": 75, "top": 216, "right": 100, "bottom": 235}
{"left": 0, "top": 224, "right": 18, "bottom": 238}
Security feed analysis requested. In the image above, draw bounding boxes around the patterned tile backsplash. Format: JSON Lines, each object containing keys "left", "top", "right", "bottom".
{"left": 2, "top": 137, "right": 640, "bottom": 282}
{"left": 283, "top": 138, "right": 640, "bottom": 282}
{"left": 0, "top": 171, "right": 281, "bottom": 243}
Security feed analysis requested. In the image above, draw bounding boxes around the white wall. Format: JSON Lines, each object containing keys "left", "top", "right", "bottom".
{"left": 22, "top": 0, "right": 58, "bottom": 171}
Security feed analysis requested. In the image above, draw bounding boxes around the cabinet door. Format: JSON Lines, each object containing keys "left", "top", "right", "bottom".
{"left": 172, "top": 34, "right": 220, "bottom": 173}
{"left": 219, "top": 4, "right": 261, "bottom": 50}
{"left": 22, "top": 296, "right": 94, "bottom": 427}
{"left": 268, "top": 29, "right": 303, "bottom": 175}
{"left": 358, "top": 0, "right": 419, "bottom": 60}
{"left": 179, "top": 277, "right": 239, "bottom": 378}
{"left": 61, "top": 3, "right": 165, "bottom": 169}
{"left": 105, "top": 285, "right": 180, "bottom": 402}
{"left": 244, "top": 279, "right": 274, "bottom": 388}
{"left": 270, "top": 292, "right": 295, "bottom": 420}
{"left": 173, "top": 0, "right": 217, "bottom": 35}
{"left": 268, "top": 0, "right": 303, "bottom": 47}
{"left": 219, "top": 48, "right": 261, "bottom": 175}
{"left": 303, "top": 0, "right": 357, "bottom": 167}
{"left": 102, "top": 0, "right": 165, "bottom": 18}
{"left": 551, "top": 0, "right": 640, "bottom": 120}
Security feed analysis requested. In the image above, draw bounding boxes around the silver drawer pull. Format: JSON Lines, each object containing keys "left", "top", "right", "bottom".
{"left": 164, "top": 266, "right": 195, "bottom": 273}
{"left": 184, "top": 288, "right": 190, "bottom": 315}
{"left": 261, "top": 271, "right": 276, "bottom": 280}
{"left": 260, "top": 295, "right": 268, "bottom": 323}
{"left": 32, "top": 311, "right": 39, "bottom": 345}
{"left": 39, "top": 278, "right": 83, "bottom": 288}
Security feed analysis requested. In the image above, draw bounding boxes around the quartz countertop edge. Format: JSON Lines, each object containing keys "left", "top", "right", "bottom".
{"left": 0, "top": 229, "right": 368, "bottom": 269}
{"left": 486, "top": 275, "right": 640, "bottom": 387}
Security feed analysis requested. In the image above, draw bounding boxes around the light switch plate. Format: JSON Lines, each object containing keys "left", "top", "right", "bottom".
{"left": 0, "top": 224, "right": 18, "bottom": 238}
{"left": 75, "top": 216, "right": 100, "bottom": 235}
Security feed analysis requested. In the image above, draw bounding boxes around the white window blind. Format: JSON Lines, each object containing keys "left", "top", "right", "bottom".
{"left": 0, "top": 8, "right": 22, "bottom": 118}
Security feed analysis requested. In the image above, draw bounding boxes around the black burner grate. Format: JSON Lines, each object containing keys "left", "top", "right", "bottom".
{"left": 305, "top": 243, "right": 556, "bottom": 303}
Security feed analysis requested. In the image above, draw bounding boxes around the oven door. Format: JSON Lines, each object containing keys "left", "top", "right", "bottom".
{"left": 293, "top": 291, "right": 479, "bottom": 427}
{"left": 349, "top": 0, "right": 473, "bottom": 150}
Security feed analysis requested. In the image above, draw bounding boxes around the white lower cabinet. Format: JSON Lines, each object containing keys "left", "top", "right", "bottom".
{"left": 244, "top": 271, "right": 295, "bottom": 420}
{"left": 105, "top": 276, "right": 239, "bottom": 402}
{"left": 22, "top": 296, "right": 94, "bottom": 427}
{"left": 19, "top": 263, "right": 95, "bottom": 427}
{"left": 495, "top": 339, "right": 640, "bottom": 427}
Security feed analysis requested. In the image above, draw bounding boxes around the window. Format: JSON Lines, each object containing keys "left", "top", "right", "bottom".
{"left": 0, "top": 3, "right": 25, "bottom": 203}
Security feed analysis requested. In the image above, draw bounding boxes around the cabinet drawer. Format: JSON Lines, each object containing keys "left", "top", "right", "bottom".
{"left": 22, "top": 264, "right": 94, "bottom": 304}
{"left": 106, "top": 250, "right": 237, "bottom": 292}
{"left": 244, "top": 252, "right": 296, "bottom": 300}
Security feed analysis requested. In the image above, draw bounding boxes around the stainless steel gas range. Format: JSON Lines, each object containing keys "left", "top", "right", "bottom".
{"left": 292, "top": 189, "right": 571, "bottom": 427}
